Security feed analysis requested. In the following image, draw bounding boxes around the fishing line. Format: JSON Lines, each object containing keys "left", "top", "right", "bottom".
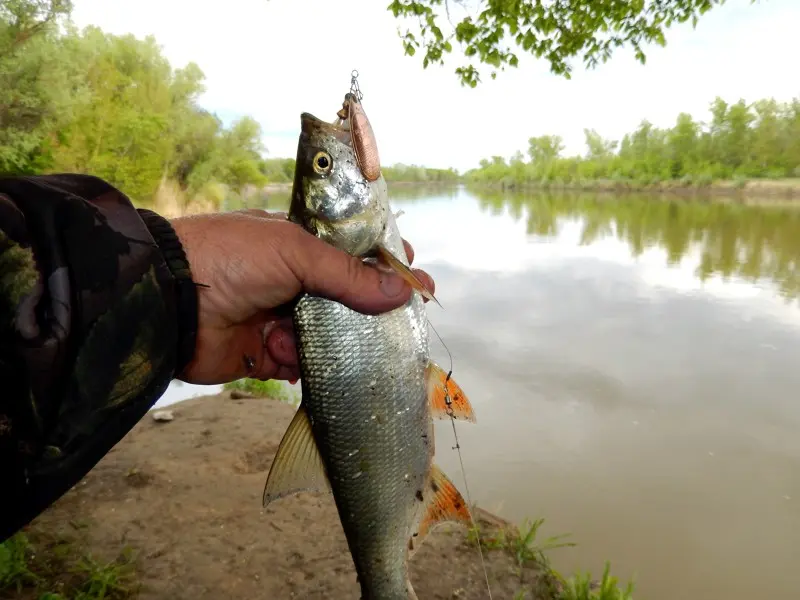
{"left": 428, "top": 318, "right": 494, "bottom": 600}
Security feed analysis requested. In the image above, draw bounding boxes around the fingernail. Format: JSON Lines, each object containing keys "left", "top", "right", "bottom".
{"left": 379, "top": 272, "right": 406, "bottom": 297}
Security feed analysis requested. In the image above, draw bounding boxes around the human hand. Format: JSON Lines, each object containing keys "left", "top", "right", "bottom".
{"left": 170, "top": 210, "right": 435, "bottom": 385}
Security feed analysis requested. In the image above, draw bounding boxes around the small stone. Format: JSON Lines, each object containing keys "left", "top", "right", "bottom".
{"left": 230, "top": 390, "right": 256, "bottom": 399}
{"left": 152, "top": 410, "right": 175, "bottom": 422}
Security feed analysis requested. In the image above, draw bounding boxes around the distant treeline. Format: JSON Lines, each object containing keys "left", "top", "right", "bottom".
{"left": 0, "top": 1, "right": 277, "bottom": 207}
{"left": 465, "top": 97, "right": 800, "bottom": 188}
{"left": 258, "top": 159, "right": 460, "bottom": 185}
{"left": 382, "top": 164, "right": 460, "bottom": 183}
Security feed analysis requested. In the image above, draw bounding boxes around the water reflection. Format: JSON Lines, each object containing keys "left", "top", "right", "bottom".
{"left": 359, "top": 185, "right": 800, "bottom": 600}
{"left": 215, "top": 183, "right": 800, "bottom": 599}
{"left": 469, "top": 187, "right": 800, "bottom": 302}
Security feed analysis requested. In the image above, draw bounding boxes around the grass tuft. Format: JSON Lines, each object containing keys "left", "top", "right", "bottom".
{"left": 560, "top": 563, "right": 635, "bottom": 600}
{"left": 0, "top": 532, "right": 137, "bottom": 599}
{"left": 466, "top": 513, "right": 634, "bottom": 600}
{"left": 223, "top": 378, "right": 300, "bottom": 406}
{"left": 0, "top": 532, "right": 40, "bottom": 591}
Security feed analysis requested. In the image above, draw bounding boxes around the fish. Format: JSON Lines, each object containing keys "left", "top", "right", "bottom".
{"left": 262, "top": 94, "right": 477, "bottom": 599}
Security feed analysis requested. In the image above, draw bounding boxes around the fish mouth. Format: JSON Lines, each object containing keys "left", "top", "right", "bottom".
{"left": 301, "top": 112, "right": 352, "bottom": 135}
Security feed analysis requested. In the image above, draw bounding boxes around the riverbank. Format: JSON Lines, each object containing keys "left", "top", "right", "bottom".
{"left": 465, "top": 178, "right": 800, "bottom": 202}
{"left": 0, "top": 392, "right": 631, "bottom": 600}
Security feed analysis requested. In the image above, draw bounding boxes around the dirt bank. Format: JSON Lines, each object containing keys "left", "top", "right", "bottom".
{"left": 14, "top": 393, "right": 555, "bottom": 600}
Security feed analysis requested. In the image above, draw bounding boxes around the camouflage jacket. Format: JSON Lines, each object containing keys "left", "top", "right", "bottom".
{"left": 0, "top": 174, "right": 198, "bottom": 542}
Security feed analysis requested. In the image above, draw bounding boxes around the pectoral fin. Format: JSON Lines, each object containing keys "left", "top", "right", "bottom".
{"left": 376, "top": 244, "right": 442, "bottom": 307}
{"left": 262, "top": 404, "right": 331, "bottom": 506}
{"left": 425, "top": 362, "right": 476, "bottom": 423}
{"left": 408, "top": 465, "right": 473, "bottom": 558}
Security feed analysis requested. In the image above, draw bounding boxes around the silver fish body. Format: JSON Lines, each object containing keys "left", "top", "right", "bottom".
{"left": 294, "top": 226, "right": 430, "bottom": 597}
{"left": 264, "top": 105, "right": 475, "bottom": 600}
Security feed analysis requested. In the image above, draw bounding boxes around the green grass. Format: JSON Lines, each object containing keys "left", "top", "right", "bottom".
{"left": 560, "top": 563, "right": 635, "bottom": 600}
{"left": 223, "top": 378, "right": 300, "bottom": 405}
{"left": 0, "top": 531, "right": 137, "bottom": 599}
{"left": 466, "top": 516, "right": 635, "bottom": 600}
{"left": 0, "top": 533, "right": 39, "bottom": 591}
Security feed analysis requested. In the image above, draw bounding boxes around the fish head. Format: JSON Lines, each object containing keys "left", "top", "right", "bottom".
{"left": 289, "top": 112, "right": 389, "bottom": 257}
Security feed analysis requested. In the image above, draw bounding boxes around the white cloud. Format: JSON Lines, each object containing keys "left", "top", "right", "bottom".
{"left": 70, "top": 0, "right": 800, "bottom": 172}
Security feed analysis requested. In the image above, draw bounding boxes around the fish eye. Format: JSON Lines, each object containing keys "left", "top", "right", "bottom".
{"left": 313, "top": 151, "right": 332, "bottom": 175}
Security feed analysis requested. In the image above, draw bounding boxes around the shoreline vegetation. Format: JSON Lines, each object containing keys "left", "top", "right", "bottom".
{"left": 464, "top": 177, "right": 800, "bottom": 202}
{"left": 1, "top": 389, "right": 635, "bottom": 600}
{"left": 4, "top": 2, "right": 800, "bottom": 215}
{"left": 462, "top": 95, "right": 800, "bottom": 202}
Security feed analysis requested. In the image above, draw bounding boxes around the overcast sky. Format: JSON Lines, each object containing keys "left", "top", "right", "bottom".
{"left": 71, "top": 0, "right": 799, "bottom": 172}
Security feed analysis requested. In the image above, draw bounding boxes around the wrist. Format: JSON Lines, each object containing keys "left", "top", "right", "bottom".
{"left": 137, "top": 208, "right": 199, "bottom": 376}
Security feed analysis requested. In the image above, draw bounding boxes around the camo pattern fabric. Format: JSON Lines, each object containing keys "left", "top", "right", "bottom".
{"left": 0, "top": 174, "right": 190, "bottom": 542}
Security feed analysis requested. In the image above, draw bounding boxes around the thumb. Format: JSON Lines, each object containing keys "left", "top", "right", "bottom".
{"left": 281, "top": 223, "right": 434, "bottom": 315}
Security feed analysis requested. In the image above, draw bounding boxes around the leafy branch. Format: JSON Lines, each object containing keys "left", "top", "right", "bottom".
{"left": 388, "top": 0, "right": 743, "bottom": 87}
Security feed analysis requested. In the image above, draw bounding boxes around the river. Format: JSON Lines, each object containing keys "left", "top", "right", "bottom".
{"left": 169, "top": 184, "right": 800, "bottom": 599}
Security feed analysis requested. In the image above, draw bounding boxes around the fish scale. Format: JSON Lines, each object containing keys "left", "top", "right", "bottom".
{"left": 262, "top": 98, "right": 478, "bottom": 600}
{"left": 293, "top": 279, "right": 431, "bottom": 596}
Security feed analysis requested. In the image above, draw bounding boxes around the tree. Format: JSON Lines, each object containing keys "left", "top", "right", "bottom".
{"left": 465, "top": 92, "right": 800, "bottom": 185}
{"left": 527, "top": 135, "right": 563, "bottom": 163}
{"left": 388, "top": 0, "right": 743, "bottom": 87}
{"left": 0, "top": 0, "right": 71, "bottom": 53}
{"left": 0, "top": 3, "right": 270, "bottom": 202}
{"left": 584, "top": 129, "right": 617, "bottom": 161}
{"left": 0, "top": 2, "right": 75, "bottom": 174}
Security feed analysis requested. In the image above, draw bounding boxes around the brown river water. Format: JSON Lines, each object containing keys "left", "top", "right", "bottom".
{"left": 168, "top": 185, "right": 800, "bottom": 600}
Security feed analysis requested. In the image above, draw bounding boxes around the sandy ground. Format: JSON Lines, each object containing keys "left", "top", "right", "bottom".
{"left": 21, "top": 393, "right": 550, "bottom": 600}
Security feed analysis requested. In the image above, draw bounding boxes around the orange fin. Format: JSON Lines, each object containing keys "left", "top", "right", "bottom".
{"left": 377, "top": 244, "right": 442, "bottom": 308}
{"left": 408, "top": 464, "right": 472, "bottom": 558}
{"left": 425, "top": 362, "right": 476, "bottom": 423}
{"left": 262, "top": 403, "right": 331, "bottom": 507}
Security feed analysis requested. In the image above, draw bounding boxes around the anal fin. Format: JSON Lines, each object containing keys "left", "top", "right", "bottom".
{"left": 376, "top": 243, "right": 442, "bottom": 307}
{"left": 262, "top": 404, "right": 331, "bottom": 506}
{"left": 408, "top": 464, "right": 472, "bottom": 558}
{"left": 425, "top": 361, "right": 476, "bottom": 423}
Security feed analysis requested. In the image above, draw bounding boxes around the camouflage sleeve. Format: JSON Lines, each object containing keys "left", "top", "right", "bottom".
{"left": 0, "top": 174, "right": 198, "bottom": 542}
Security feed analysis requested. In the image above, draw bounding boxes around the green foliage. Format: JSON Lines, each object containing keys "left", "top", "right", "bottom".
{"left": 69, "top": 550, "right": 137, "bottom": 600}
{"left": 466, "top": 95, "right": 800, "bottom": 185}
{"left": 510, "top": 518, "right": 576, "bottom": 572}
{"left": 0, "top": 532, "right": 40, "bottom": 590}
{"left": 0, "top": 0, "right": 72, "bottom": 54}
{"left": 0, "top": 1, "right": 267, "bottom": 204}
{"left": 466, "top": 516, "right": 632, "bottom": 600}
{"left": 223, "top": 378, "right": 300, "bottom": 405}
{"left": 387, "top": 0, "right": 739, "bottom": 86}
{"left": 382, "top": 163, "right": 460, "bottom": 183}
{"left": 184, "top": 116, "right": 267, "bottom": 194}
{"left": 259, "top": 157, "right": 296, "bottom": 183}
{"left": 560, "top": 563, "right": 635, "bottom": 600}
{"left": 0, "top": 532, "right": 136, "bottom": 599}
